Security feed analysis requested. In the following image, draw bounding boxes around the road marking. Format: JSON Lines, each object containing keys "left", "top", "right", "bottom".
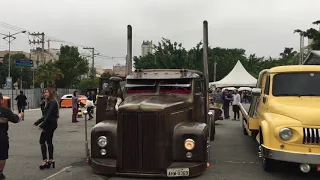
{"left": 42, "top": 166, "right": 73, "bottom": 180}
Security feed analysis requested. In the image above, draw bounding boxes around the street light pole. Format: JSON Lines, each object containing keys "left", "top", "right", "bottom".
{"left": 8, "top": 32, "right": 11, "bottom": 78}
{"left": 0, "top": 30, "right": 26, "bottom": 110}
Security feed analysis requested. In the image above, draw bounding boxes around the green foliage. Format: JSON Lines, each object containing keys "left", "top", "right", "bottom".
{"left": 0, "top": 53, "right": 33, "bottom": 88}
{"left": 133, "top": 38, "right": 298, "bottom": 81}
{"left": 77, "top": 77, "right": 99, "bottom": 93}
{"left": 35, "top": 60, "right": 64, "bottom": 88}
{"left": 54, "top": 45, "right": 89, "bottom": 88}
{"left": 294, "top": 20, "right": 320, "bottom": 50}
{"left": 101, "top": 72, "right": 120, "bottom": 78}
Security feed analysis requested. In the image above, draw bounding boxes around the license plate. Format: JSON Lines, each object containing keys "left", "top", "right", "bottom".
{"left": 167, "top": 168, "right": 189, "bottom": 177}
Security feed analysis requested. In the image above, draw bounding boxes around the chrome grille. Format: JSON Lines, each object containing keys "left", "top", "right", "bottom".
{"left": 303, "top": 128, "right": 320, "bottom": 144}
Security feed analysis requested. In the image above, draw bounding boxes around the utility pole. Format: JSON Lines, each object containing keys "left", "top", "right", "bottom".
{"left": 299, "top": 35, "right": 304, "bottom": 64}
{"left": 83, "top": 47, "right": 99, "bottom": 78}
{"left": 29, "top": 32, "right": 46, "bottom": 64}
{"left": 213, "top": 62, "right": 217, "bottom": 82}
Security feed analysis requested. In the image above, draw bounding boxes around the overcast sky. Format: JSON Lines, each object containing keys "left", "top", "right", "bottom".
{"left": 0, "top": 0, "right": 319, "bottom": 68}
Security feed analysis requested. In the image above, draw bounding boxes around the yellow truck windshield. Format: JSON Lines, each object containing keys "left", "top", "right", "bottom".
{"left": 272, "top": 72, "right": 320, "bottom": 96}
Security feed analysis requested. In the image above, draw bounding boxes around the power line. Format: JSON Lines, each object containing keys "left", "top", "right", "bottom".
{"left": 0, "top": 21, "right": 127, "bottom": 66}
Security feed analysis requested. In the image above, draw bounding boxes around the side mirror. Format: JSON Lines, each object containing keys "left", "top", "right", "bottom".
{"left": 252, "top": 88, "right": 261, "bottom": 96}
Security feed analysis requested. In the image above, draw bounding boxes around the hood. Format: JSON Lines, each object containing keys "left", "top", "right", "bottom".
{"left": 119, "top": 94, "right": 190, "bottom": 111}
{"left": 268, "top": 97, "right": 320, "bottom": 125}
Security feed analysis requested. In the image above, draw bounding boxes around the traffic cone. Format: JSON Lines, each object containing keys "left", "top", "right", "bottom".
{"left": 77, "top": 103, "right": 83, "bottom": 118}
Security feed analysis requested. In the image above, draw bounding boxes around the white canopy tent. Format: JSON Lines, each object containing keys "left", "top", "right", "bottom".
{"left": 210, "top": 60, "right": 257, "bottom": 88}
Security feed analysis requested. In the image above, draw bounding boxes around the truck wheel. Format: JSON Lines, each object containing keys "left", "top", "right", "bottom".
{"left": 242, "top": 118, "right": 248, "bottom": 135}
{"left": 262, "top": 157, "right": 275, "bottom": 172}
{"left": 210, "top": 122, "right": 215, "bottom": 141}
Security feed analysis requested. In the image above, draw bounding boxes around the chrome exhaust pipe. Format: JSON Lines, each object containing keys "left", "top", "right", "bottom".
{"left": 299, "top": 164, "right": 311, "bottom": 173}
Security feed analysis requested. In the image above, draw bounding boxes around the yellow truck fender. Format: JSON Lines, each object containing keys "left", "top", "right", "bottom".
{"left": 259, "top": 120, "right": 270, "bottom": 145}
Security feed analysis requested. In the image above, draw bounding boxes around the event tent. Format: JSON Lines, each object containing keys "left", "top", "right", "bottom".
{"left": 210, "top": 60, "right": 257, "bottom": 88}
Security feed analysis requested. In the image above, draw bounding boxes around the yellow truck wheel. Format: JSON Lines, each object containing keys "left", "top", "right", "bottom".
{"left": 262, "top": 157, "right": 276, "bottom": 172}
{"left": 242, "top": 118, "right": 248, "bottom": 136}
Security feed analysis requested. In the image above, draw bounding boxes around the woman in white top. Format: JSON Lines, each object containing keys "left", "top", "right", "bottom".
{"left": 232, "top": 90, "right": 241, "bottom": 120}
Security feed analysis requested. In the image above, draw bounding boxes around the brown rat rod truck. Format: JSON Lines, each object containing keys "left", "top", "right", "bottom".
{"left": 239, "top": 65, "right": 320, "bottom": 173}
{"left": 83, "top": 20, "right": 216, "bottom": 178}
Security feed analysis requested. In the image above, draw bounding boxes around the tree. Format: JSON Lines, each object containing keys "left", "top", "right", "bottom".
{"left": 280, "top": 47, "right": 297, "bottom": 59}
{"left": 0, "top": 53, "right": 31, "bottom": 88}
{"left": 54, "top": 45, "right": 89, "bottom": 88}
{"left": 77, "top": 77, "right": 99, "bottom": 93}
{"left": 294, "top": 20, "right": 320, "bottom": 50}
{"left": 101, "top": 72, "right": 120, "bottom": 78}
{"left": 35, "top": 60, "right": 64, "bottom": 88}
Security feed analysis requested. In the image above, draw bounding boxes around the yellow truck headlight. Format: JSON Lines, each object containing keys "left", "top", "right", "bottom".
{"left": 184, "top": 139, "right": 195, "bottom": 150}
{"left": 279, "top": 128, "right": 292, "bottom": 141}
{"left": 98, "top": 136, "right": 107, "bottom": 147}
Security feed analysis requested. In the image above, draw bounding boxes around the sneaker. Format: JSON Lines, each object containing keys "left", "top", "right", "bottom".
{"left": 0, "top": 173, "right": 6, "bottom": 179}
{"left": 72, "top": 120, "right": 79, "bottom": 123}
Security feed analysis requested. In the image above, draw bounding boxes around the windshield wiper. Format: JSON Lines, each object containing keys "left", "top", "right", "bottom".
{"left": 298, "top": 94, "right": 319, "bottom": 96}
{"left": 275, "top": 93, "right": 301, "bottom": 96}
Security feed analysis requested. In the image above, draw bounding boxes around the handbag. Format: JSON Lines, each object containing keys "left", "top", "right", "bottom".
{"left": 86, "top": 100, "right": 94, "bottom": 107}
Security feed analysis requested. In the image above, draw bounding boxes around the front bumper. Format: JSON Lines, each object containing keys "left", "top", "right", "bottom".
{"left": 91, "top": 158, "right": 207, "bottom": 178}
{"left": 261, "top": 145, "right": 320, "bottom": 164}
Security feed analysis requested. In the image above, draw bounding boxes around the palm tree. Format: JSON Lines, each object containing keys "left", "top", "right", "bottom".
{"left": 35, "top": 61, "right": 64, "bottom": 88}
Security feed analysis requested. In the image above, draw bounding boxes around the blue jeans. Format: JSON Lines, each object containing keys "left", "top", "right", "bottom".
{"left": 18, "top": 106, "right": 25, "bottom": 113}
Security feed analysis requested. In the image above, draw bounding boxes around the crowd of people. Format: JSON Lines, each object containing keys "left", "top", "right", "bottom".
{"left": 211, "top": 88, "right": 252, "bottom": 120}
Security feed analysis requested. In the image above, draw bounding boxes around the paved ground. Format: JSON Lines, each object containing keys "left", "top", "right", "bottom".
{"left": 3, "top": 105, "right": 320, "bottom": 180}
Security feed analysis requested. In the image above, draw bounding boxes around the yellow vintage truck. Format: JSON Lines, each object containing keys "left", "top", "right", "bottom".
{"left": 240, "top": 65, "right": 320, "bottom": 173}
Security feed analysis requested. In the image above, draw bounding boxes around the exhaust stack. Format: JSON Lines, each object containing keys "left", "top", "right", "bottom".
{"left": 126, "top": 25, "right": 133, "bottom": 75}
{"left": 203, "top": 20, "right": 209, "bottom": 123}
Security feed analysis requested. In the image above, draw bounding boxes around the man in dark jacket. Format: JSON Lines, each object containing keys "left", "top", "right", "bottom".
{"left": 15, "top": 91, "right": 27, "bottom": 120}
{"left": 222, "top": 89, "right": 232, "bottom": 119}
{"left": 0, "top": 92, "right": 23, "bottom": 179}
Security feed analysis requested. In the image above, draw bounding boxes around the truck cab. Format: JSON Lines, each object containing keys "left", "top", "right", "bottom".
{"left": 240, "top": 65, "right": 320, "bottom": 173}
{"left": 90, "top": 69, "right": 214, "bottom": 177}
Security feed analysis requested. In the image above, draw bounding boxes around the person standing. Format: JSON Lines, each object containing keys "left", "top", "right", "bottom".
{"left": 33, "top": 88, "right": 59, "bottom": 170}
{"left": 0, "top": 92, "right": 24, "bottom": 179}
{"left": 72, "top": 91, "right": 79, "bottom": 123}
{"left": 15, "top": 91, "right": 27, "bottom": 120}
{"left": 222, "top": 89, "right": 232, "bottom": 119}
{"left": 86, "top": 92, "right": 94, "bottom": 120}
{"left": 232, "top": 90, "right": 241, "bottom": 120}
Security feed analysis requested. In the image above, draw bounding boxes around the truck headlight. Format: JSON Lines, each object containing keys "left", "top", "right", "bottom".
{"left": 98, "top": 136, "right": 107, "bottom": 147}
{"left": 279, "top": 128, "right": 292, "bottom": 141}
{"left": 184, "top": 139, "right": 195, "bottom": 150}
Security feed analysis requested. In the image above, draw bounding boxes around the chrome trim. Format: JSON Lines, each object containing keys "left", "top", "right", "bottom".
{"left": 261, "top": 145, "right": 320, "bottom": 164}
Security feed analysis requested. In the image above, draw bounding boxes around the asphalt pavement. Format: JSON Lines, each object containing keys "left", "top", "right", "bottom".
{"left": 4, "top": 105, "right": 320, "bottom": 180}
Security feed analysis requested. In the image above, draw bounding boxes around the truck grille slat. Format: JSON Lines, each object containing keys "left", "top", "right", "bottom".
{"left": 303, "top": 128, "right": 320, "bottom": 145}
{"left": 118, "top": 112, "right": 163, "bottom": 173}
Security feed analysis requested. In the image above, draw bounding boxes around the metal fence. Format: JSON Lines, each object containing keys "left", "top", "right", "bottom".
{"left": 0, "top": 88, "right": 76, "bottom": 110}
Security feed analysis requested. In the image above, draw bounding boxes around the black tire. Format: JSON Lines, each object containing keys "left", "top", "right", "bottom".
{"left": 242, "top": 117, "right": 248, "bottom": 135}
{"left": 262, "top": 157, "right": 276, "bottom": 172}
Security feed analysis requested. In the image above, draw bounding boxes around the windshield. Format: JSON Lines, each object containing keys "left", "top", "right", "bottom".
{"left": 272, "top": 72, "right": 320, "bottom": 96}
{"left": 159, "top": 79, "right": 191, "bottom": 94}
{"left": 126, "top": 79, "right": 156, "bottom": 93}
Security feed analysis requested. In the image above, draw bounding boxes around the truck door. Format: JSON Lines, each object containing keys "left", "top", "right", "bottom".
{"left": 194, "top": 79, "right": 205, "bottom": 122}
{"left": 257, "top": 74, "right": 270, "bottom": 118}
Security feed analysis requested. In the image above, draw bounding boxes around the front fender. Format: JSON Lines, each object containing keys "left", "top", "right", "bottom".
{"left": 260, "top": 113, "right": 302, "bottom": 147}
{"left": 91, "top": 120, "right": 117, "bottom": 158}
{"left": 173, "top": 122, "right": 208, "bottom": 162}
